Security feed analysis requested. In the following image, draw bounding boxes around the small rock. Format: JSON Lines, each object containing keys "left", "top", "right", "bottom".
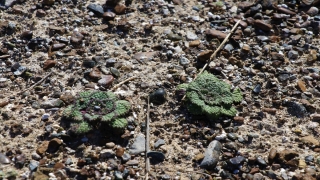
{"left": 32, "top": 152, "right": 41, "bottom": 160}
{"left": 43, "top": 60, "right": 56, "bottom": 70}
{"left": 70, "top": 31, "right": 84, "bottom": 46}
{"left": 228, "top": 156, "right": 246, "bottom": 166}
{"left": 278, "top": 149, "right": 299, "bottom": 165}
{"left": 186, "top": 31, "right": 198, "bottom": 40}
{"left": 298, "top": 159, "right": 307, "bottom": 169}
{"left": 100, "top": 149, "right": 115, "bottom": 159}
{"left": 297, "top": 80, "right": 307, "bottom": 92}
{"left": 103, "top": 12, "right": 116, "bottom": 20}
{"left": 116, "top": 147, "right": 125, "bottom": 157}
{"left": 133, "top": 51, "right": 158, "bottom": 61}
{"left": 205, "top": 29, "right": 227, "bottom": 40}
{"left": 126, "top": 160, "right": 139, "bottom": 166}
{"left": 288, "top": 50, "right": 299, "bottom": 59}
{"left": 122, "top": 153, "right": 131, "bottom": 162}
{"left": 110, "top": 67, "right": 120, "bottom": 77}
{"left": 285, "top": 101, "right": 307, "bottom": 118}
{"left": 198, "top": 50, "right": 213, "bottom": 62}
{"left": 189, "top": 40, "right": 200, "bottom": 47}
{"left": 36, "top": 141, "right": 49, "bottom": 155}
{"left": 149, "top": 88, "right": 167, "bottom": 104}
{"left": 167, "top": 33, "right": 183, "bottom": 41}
{"left": 36, "top": 9, "right": 46, "bottom": 17}
{"left": 89, "top": 67, "right": 102, "bottom": 80}
{"left": 106, "top": 142, "right": 115, "bottom": 148}
{"left": 129, "top": 134, "right": 146, "bottom": 155}
{"left": 42, "top": 0, "right": 55, "bottom": 5}
{"left": 0, "top": 153, "right": 10, "bottom": 164}
{"left": 40, "top": 99, "right": 64, "bottom": 109}
{"left": 114, "top": 4, "right": 126, "bottom": 14}
{"left": 305, "top": 155, "right": 314, "bottom": 163}
{"left": 87, "top": 3, "right": 104, "bottom": 16}
{"left": 147, "top": 151, "right": 165, "bottom": 162}
{"left": 29, "top": 160, "right": 39, "bottom": 171}
{"left": 180, "top": 56, "right": 190, "bottom": 66}
{"left": 200, "top": 140, "right": 221, "bottom": 170}
{"left": 268, "top": 148, "right": 277, "bottom": 163}
{"left": 254, "top": 20, "right": 272, "bottom": 31}
{"left": 307, "top": 7, "right": 319, "bottom": 16}
{"left": 98, "top": 75, "right": 114, "bottom": 87}
{"left": 154, "top": 139, "right": 165, "bottom": 148}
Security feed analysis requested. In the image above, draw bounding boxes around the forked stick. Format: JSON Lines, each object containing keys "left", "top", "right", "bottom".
{"left": 181, "top": 20, "right": 240, "bottom": 100}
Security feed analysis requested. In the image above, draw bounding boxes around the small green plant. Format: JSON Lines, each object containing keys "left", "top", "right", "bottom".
{"left": 63, "top": 91, "right": 131, "bottom": 134}
{"left": 177, "top": 71, "right": 242, "bottom": 119}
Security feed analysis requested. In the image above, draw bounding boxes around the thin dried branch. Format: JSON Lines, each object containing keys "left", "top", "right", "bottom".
{"left": 145, "top": 96, "right": 150, "bottom": 180}
{"left": 110, "top": 76, "right": 137, "bottom": 91}
{"left": 17, "top": 72, "right": 53, "bottom": 95}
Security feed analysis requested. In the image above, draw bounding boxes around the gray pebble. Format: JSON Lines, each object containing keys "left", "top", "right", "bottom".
{"left": 154, "top": 139, "right": 165, "bottom": 148}
{"left": 29, "top": 160, "right": 39, "bottom": 171}
{"left": 200, "top": 140, "right": 221, "bottom": 170}
{"left": 129, "top": 134, "right": 146, "bottom": 155}
{"left": 0, "top": 153, "right": 10, "bottom": 164}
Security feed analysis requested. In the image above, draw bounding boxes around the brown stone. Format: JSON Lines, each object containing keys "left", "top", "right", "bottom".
{"left": 49, "top": 26, "right": 65, "bottom": 35}
{"left": 197, "top": 50, "right": 213, "bottom": 62}
{"left": 42, "top": 0, "right": 55, "bottom": 5}
{"left": 116, "top": 147, "right": 125, "bottom": 157}
{"left": 270, "top": 52, "right": 285, "bottom": 61}
{"left": 103, "top": 12, "right": 116, "bottom": 20}
{"left": 129, "top": 168, "right": 135, "bottom": 176}
{"left": 52, "top": 43, "right": 66, "bottom": 51}
{"left": 98, "top": 75, "right": 114, "bottom": 87}
{"left": 306, "top": 7, "right": 319, "bottom": 16}
{"left": 189, "top": 40, "right": 200, "bottom": 47}
{"left": 233, "top": 116, "right": 244, "bottom": 123}
{"left": 36, "top": 9, "right": 46, "bottom": 17}
{"left": 268, "top": 148, "right": 277, "bottom": 163}
{"left": 89, "top": 67, "right": 102, "bottom": 80}
{"left": 301, "top": 135, "right": 320, "bottom": 147}
{"left": 114, "top": 4, "right": 126, "bottom": 14}
{"left": 242, "top": 44, "right": 250, "bottom": 53}
{"left": 237, "top": 1, "right": 254, "bottom": 11}
{"left": 194, "top": 153, "right": 204, "bottom": 161}
{"left": 20, "top": 31, "right": 33, "bottom": 39}
{"left": 43, "top": 60, "right": 56, "bottom": 70}
{"left": 254, "top": 20, "right": 272, "bottom": 31}
{"left": 297, "top": 80, "right": 307, "bottom": 92}
{"left": 205, "top": 29, "right": 227, "bottom": 40}
{"left": 36, "top": 141, "right": 49, "bottom": 155}
{"left": 249, "top": 167, "right": 260, "bottom": 174}
{"left": 0, "top": 99, "right": 9, "bottom": 107}
{"left": 70, "top": 32, "right": 84, "bottom": 46}
{"left": 53, "top": 162, "right": 65, "bottom": 171}
{"left": 262, "top": 108, "right": 277, "bottom": 114}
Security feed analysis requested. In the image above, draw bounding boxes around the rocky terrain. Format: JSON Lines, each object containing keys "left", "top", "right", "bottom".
{"left": 1, "top": 0, "right": 320, "bottom": 179}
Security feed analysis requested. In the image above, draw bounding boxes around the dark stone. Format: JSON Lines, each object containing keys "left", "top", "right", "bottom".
{"left": 253, "top": 84, "right": 261, "bottom": 94}
{"left": 228, "top": 156, "right": 246, "bottom": 166}
{"left": 256, "top": 156, "right": 267, "bottom": 166}
{"left": 200, "top": 140, "right": 221, "bottom": 170}
{"left": 147, "top": 151, "right": 165, "bottom": 162}
{"left": 87, "top": 4, "right": 104, "bottom": 16}
{"left": 149, "top": 88, "right": 167, "bottom": 104}
{"left": 284, "top": 101, "right": 307, "bottom": 118}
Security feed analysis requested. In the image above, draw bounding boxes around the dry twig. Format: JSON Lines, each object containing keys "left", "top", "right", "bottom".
{"left": 110, "top": 76, "right": 137, "bottom": 91}
{"left": 181, "top": 20, "right": 240, "bottom": 100}
{"left": 145, "top": 96, "right": 150, "bottom": 180}
{"left": 17, "top": 72, "right": 53, "bottom": 95}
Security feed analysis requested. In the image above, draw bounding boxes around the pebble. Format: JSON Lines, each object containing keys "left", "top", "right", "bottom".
{"left": 147, "top": 151, "right": 165, "bottom": 162}
{"left": 100, "top": 149, "right": 115, "bottom": 159}
{"left": 154, "top": 139, "right": 165, "bottom": 148}
{"left": 98, "top": 75, "right": 114, "bottom": 87}
{"left": 149, "top": 88, "right": 167, "bottom": 104}
{"left": 70, "top": 31, "right": 84, "bottom": 46}
{"left": 29, "top": 160, "right": 39, "bottom": 171}
{"left": 186, "top": 31, "right": 198, "bottom": 40}
{"left": 116, "top": 147, "right": 125, "bottom": 157}
{"left": 228, "top": 156, "right": 246, "bottom": 166}
{"left": 0, "top": 153, "right": 10, "bottom": 164}
{"left": 43, "top": 60, "right": 56, "bottom": 70}
{"left": 114, "top": 4, "right": 126, "bottom": 14}
{"left": 106, "top": 142, "right": 115, "bottom": 148}
{"left": 301, "top": 135, "right": 320, "bottom": 147}
{"left": 180, "top": 56, "right": 190, "bottom": 66}
{"left": 103, "top": 12, "right": 116, "bottom": 20}
{"left": 200, "top": 140, "right": 221, "bottom": 170}
{"left": 284, "top": 101, "right": 307, "bottom": 118}
{"left": 126, "top": 160, "right": 139, "bottom": 166}
{"left": 129, "top": 134, "right": 146, "bottom": 155}
{"left": 205, "top": 29, "right": 227, "bottom": 40}
{"left": 87, "top": 4, "right": 104, "bottom": 16}
{"left": 122, "top": 153, "right": 131, "bottom": 162}
{"left": 40, "top": 99, "right": 64, "bottom": 109}
{"left": 305, "top": 155, "right": 314, "bottom": 163}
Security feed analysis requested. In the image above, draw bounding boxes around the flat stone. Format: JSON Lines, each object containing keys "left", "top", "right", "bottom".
{"left": 40, "top": 99, "right": 64, "bottom": 109}
{"left": 307, "top": 7, "right": 319, "bottom": 16}
{"left": 29, "top": 160, "right": 39, "bottom": 171}
{"left": 0, "top": 153, "right": 10, "bottom": 164}
{"left": 98, "top": 75, "right": 114, "bottom": 87}
{"left": 103, "top": 12, "right": 116, "bottom": 20}
{"left": 42, "top": 0, "right": 55, "bottom": 5}
{"left": 154, "top": 139, "right": 165, "bottom": 148}
{"left": 43, "top": 60, "right": 56, "bottom": 70}
{"left": 198, "top": 50, "right": 213, "bottom": 62}
{"left": 52, "top": 43, "right": 66, "bottom": 51}
{"left": 186, "top": 31, "right": 198, "bottom": 40}
{"left": 129, "top": 134, "right": 146, "bottom": 155}
{"left": 189, "top": 40, "right": 200, "bottom": 47}
{"left": 105, "top": 142, "right": 115, "bottom": 148}
{"left": 228, "top": 156, "right": 246, "bottom": 166}
{"left": 126, "top": 160, "right": 139, "bottom": 166}
{"left": 70, "top": 32, "right": 84, "bottom": 46}
{"left": 205, "top": 29, "right": 227, "bottom": 40}
{"left": 100, "top": 149, "right": 115, "bottom": 159}
{"left": 254, "top": 20, "right": 272, "bottom": 31}
{"left": 147, "top": 151, "right": 165, "bottom": 162}
{"left": 36, "top": 141, "right": 49, "bottom": 155}
{"left": 200, "top": 140, "right": 221, "bottom": 170}
{"left": 89, "top": 67, "right": 102, "bottom": 80}
{"left": 87, "top": 4, "right": 104, "bottom": 16}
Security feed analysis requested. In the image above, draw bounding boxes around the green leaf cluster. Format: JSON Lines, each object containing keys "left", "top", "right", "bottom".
{"left": 180, "top": 71, "right": 242, "bottom": 119}
{"left": 63, "top": 91, "right": 131, "bottom": 134}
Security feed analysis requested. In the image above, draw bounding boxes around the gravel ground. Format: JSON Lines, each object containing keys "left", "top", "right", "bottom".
{"left": 1, "top": 0, "right": 320, "bottom": 179}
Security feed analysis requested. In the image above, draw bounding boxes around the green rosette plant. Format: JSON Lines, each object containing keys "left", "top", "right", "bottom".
{"left": 63, "top": 91, "right": 131, "bottom": 134}
{"left": 177, "top": 71, "right": 242, "bottom": 119}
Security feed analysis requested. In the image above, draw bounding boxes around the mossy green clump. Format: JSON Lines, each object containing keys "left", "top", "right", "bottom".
{"left": 63, "top": 91, "right": 131, "bottom": 134}
{"left": 179, "top": 71, "right": 242, "bottom": 119}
